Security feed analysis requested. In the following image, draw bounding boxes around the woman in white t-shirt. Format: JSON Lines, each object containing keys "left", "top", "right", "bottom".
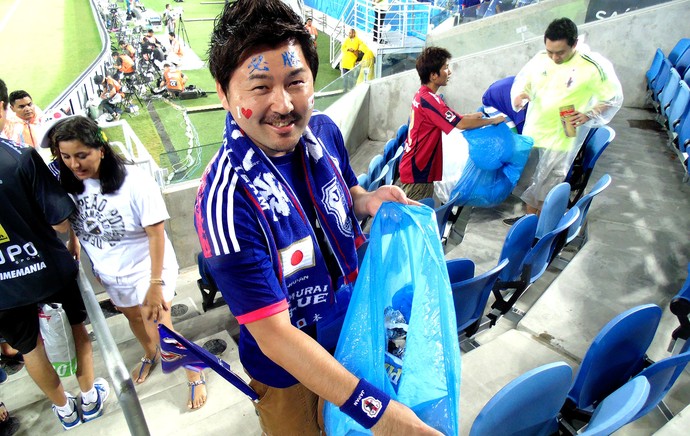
{"left": 48, "top": 116, "right": 207, "bottom": 410}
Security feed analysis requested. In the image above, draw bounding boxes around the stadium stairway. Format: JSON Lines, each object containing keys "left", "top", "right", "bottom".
{"left": 0, "top": 265, "right": 263, "bottom": 435}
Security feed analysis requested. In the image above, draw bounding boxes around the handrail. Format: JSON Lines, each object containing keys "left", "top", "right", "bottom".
{"left": 77, "top": 264, "right": 151, "bottom": 436}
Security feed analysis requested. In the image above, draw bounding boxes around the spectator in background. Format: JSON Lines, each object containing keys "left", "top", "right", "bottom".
{"left": 305, "top": 17, "right": 318, "bottom": 48}
{"left": 163, "top": 4, "right": 176, "bottom": 34}
{"left": 481, "top": 75, "right": 526, "bottom": 134}
{"left": 341, "top": 28, "right": 362, "bottom": 91}
{"left": 399, "top": 47, "right": 504, "bottom": 201}
{"left": 112, "top": 50, "right": 136, "bottom": 81}
{"left": 356, "top": 42, "right": 376, "bottom": 84}
{"left": 504, "top": 17, "right": 622, "bottom": 223}
{"left": 0, "top": 78, "right": 110, "bottom": 432}
{"left": 161, "top": 62, "right": 187, "bottom": 97}
{"left": 373, "top": 0, "right": 388, "bottom": 43}
{"left": 2, "top": 90, "right": 44, "bottom": 147}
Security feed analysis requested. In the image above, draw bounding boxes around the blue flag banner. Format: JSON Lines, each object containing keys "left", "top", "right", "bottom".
{"left": 157, "top": 324, "right": 259, "bottom": 402}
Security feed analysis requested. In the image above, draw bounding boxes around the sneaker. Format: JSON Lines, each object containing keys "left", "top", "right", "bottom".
{"left": 502, "top": 215, "right": 525, "bottom": 227}
{"left": 81, "top": 378, "right": 110, "bottom": 422}
{"left": 52, "top": 394, "right": 81, "bottom": 431}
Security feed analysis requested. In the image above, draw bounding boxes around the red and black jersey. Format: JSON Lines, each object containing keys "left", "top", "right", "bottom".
{"left": 399, "top": 85, "right": 462, "bottom": 183}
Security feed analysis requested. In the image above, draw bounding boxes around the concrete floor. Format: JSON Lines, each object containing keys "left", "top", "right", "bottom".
{"left": 1, "top": 106, "right": 688, "bottom": 435}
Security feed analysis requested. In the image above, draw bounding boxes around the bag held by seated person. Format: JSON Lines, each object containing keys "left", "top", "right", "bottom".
{"left": 38, "top": 303, "right": 78, "bottom": 377}
{"left": 324, "top": 203, "right": 461, "bottom": 435}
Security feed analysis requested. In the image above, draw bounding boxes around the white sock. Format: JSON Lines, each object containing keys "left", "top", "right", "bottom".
{"left": 54, "top": 398, "right": 74, "bottom": 415}
{"left": 81, "top": 386, "right": 98, "bottom": 404}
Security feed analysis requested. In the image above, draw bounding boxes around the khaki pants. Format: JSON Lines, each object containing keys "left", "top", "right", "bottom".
{"left": 249, "top": 378, "right": 325, "bottom": 435}
{"left": 400, "top": 182, "right": 435, "bottom": 202}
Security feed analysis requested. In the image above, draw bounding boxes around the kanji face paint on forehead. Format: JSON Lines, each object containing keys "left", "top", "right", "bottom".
{"left": 282, "top": 50, "right": 302, "bottom": 68}
{"left": 248, "top": 55, "right": 270, "bottom": 74}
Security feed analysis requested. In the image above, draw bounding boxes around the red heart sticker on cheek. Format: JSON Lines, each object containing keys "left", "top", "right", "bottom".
{"left": 241, "top": 108, "right": 253, "bottom": 119}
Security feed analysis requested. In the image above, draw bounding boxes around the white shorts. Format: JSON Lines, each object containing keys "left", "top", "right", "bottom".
{"left": 98, "top": 268, "right": 178, "bottom": 308}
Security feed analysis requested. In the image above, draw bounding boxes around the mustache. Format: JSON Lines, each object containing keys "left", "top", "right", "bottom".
{"left": 262, "top": 112, "right": 302, "bottom": 124}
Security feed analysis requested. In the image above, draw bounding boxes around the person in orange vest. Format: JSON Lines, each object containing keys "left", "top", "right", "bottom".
{"left": 162, "top": 62, "right": 187, "bottom": 97}
{"left": 113, "top": 51, "right": 136, "bottom": 81}
{"left": 119, "top": 40, "right": 136, "bottom": 59}
{"left": 2, "top": 90, "right": 44, "bottom": 147}
{"left": 167, "top": 32, "right": 184, "bottom": 65}
{"left": 98, "top": 73, "right": 124, "bottom": 121}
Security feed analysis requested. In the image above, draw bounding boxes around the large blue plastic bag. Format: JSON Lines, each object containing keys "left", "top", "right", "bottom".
{"left": 324, "top": 203, "right": 461, "bottom": 435}
{"left": 449, "top": 123, "right": 534, "bottom": 207}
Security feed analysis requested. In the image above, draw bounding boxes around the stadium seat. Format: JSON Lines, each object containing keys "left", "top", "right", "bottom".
{"left": 668, "top": 38, "right": 690, "bottom": 66}
{"left": 565, "top": 126, "right": 615, "bottom": 207}
{"left": 646, "top": 49, "right": 665, "bottom": 89}
{"left": 527, "top": 206, "right": 579, "bottom": 282}
{"left": 535, "top": 182, "right": 570, "bottom": 239}
{"left": 419, "top": 197, "right": 462, "bottom": 244}
{"left": 651, "top": 59, "right": 673, "bottom": 103}
{"left": 669, "top": 263, "right": 690, "bottom": 355}
{"left": 367, "top": 154, "right": 385, "bottom": 183}
{"left": 657, "top": 68, "right": 681, "bottom": 117}
{"left": 565, "top": 174, "right": 612, "bottom": 247}
{"left": 469, "top": 362, "right": 572, "bottom": 436}
{"left": 677, "top": 112, "right": 690, "bottom": 153}
{"left": 395, "top": 123, "right": 408, "bottom": 148}
{"left": 562, "top": 304, "right": 662, "bottom": 420}
{"left": 666, "top": 81, "right": 690, "bottom": 136}
{"left": 488, "top": 214, "right": 538, "bottom": 320}
{"left": 674, "top": 48, "right": 690, "bottom": 78}
{"left": 383, "top": 138, "right": 397, "bottom": 163}
{"left": 367, "top": 163, "right": 390, "bottom": 191}
{"left": 631, "top": 350, "right": 690, "bottom": 421}
{"left": 578, "top": 376, "right": 650, "bottom": 436}
{"left": 447, "top": 258, "right": 508, "bottom": 340}
{"left": 357, "top": 173, "right": 369, "bottom": 188}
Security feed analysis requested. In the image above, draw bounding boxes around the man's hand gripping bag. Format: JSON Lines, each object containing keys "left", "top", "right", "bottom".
{"left": 324, "top": 203, "right": 461, "bottom": 435}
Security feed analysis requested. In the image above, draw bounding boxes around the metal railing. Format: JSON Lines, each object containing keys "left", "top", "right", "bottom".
{"left": 77, "top": 265, "right": 150, "bottom": 435}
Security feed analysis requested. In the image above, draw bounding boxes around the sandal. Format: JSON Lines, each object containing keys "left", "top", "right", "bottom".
{"left": 187, "top": 372, "right": 207, "bottom": 410}
{"left": 0, "top": 402, "right": 20, "bottom": 435}
{"left": 132, "top": 352, "right": 158, "bottom": 385}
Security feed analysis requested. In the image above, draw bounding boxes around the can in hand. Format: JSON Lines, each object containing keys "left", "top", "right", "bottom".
{"left": 559, "top": 104, "right": 577, "bottom": 137}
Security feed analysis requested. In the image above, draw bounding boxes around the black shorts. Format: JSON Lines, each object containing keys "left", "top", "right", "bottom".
{"left": 0, "top": 279, "right": 86, "bottom": 354}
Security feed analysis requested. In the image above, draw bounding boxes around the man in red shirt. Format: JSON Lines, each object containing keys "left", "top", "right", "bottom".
{"left": 399, "top": 47, "right": 504, "bottom": 201}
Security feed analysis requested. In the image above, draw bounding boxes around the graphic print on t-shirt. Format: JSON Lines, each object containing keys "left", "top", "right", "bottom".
{"left": 72, "top": 194, "right": 126, "bottom": 249}
{"left": 321, "top": 178, "right": 353, "bottom": 237}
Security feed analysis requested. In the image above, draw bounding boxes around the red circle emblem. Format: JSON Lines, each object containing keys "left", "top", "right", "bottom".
{"left": 291, "top": 250, "right": 303, "bottom": 266}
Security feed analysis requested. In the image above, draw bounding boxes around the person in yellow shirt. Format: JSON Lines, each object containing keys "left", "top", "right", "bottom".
{"left": 504, "top": 17, "right": 622, "bottom": 223}
{"left": 2, "top": 90, "right": 44, "bottom": 147}
{"left": 341, "top": 28, "right": 363, "bottom": 91}
{"left": 356, "top": 43, "right": 375, "bottom": 84}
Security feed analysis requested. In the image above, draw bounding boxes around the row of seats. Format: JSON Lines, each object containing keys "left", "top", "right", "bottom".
{"left": 469, "top": 298, "right": 690, "bottom": 435}
{"left": 358, "top": 123, "right": 408, "bottom": 191}
{"left": 646, "top": 37, "right": 690, "bottom": 180}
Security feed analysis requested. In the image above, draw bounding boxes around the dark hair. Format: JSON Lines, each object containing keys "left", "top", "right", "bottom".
{"left": 9, "top": 90, "right": 31, "bottom": 106}
{"left": 119, "top": 39, "right": 126, "bottom": 45}
{"left": 169, "top": 31, "right": 175, "bottom": 37}
{"left": 415, "top": 46, "right": 452, "bottom": 85}
{"left": 544, "top": 17, "right": 578, "bottom": 47}
{"left": 51, "top": 116, "right": 129, "bottom": 195}
{"left": 208, "top": 0, "right": 318, "bottom": 94}
{"left": 0, "top": 78, "right": 7, "bottom": 108}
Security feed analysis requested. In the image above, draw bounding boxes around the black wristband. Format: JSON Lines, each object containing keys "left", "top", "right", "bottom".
{"left": 339, "top": 378, "right": 391, "bottom": 429}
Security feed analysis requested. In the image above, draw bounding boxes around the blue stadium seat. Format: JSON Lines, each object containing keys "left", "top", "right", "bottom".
{"left": 367, "top": 163, "right": 389, "bottom": 191}
{"left": 566, "top": 126, "right": 615, "bottom": 207}
{"left": 447, "top": 258, "right": 508, "bottom": 338}
{"left": 395, "top": 123, "right": 408, "bottom": 147}
{"left": 657, "top": 68, "right": 681, "bottom": 116}
{"left": 525, "top": 206, "right": 579, "bottom": 282}
{"left": 631, "top": 350, "right": 690, "bottom": 421}
{"left": 383, "top": 138, "right": 397, "bottom": 163}
{"left": 357, "top": 173, "right": 369, "bottom": 188}
{"left": 470, "top": 362, "right": 572, "bottom": 436}
{"left": 579, "top": 376, "right": 650, "bottom": 436}
{"left": 647, "top": 49, "right": 665, "bottom": 89}
{"left": 489, "top": 214, "right": 538, "bottom": 320}
{"left": 666, "top": 81, "right": 690, "bottom": 135}
{"left": 367, "top": 154, "right": 384, "bottom": 183}
{"left": 674, "top": 47, "right": 690, "bottom": 78}
{"left": 565, "top": 174, "right": 612, "bottom": 247}
{"left": 651, "top": 59, "right": 673, "bottom": 103}
{"left": 668, "top": 38, "right": 690, "bottom": 66}
{"left": 535, "top": 182, "right": 570, "bottom": 239}
{"left": 669, "top": 263, "right": 690, "bottom": 355}
{"left": 419, "top": 197, "right": 462, "bottom": 244}
{"left": 562, "top": 304, "right": 662, "bottom": 418}
{"left": 677, "top": 112, "right": 690, "bottom": 153}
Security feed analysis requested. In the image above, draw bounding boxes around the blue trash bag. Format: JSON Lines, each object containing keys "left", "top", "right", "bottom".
{"left": 450, "top": 124, "right": 534, "bottom": 208}
{"left": 323, "top": 203, "right": 461, "bottom": 435}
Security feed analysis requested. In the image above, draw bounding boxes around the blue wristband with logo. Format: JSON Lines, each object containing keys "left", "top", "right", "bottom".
{"left": 340, "top": 378, "right": 391, "bottom": 429}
